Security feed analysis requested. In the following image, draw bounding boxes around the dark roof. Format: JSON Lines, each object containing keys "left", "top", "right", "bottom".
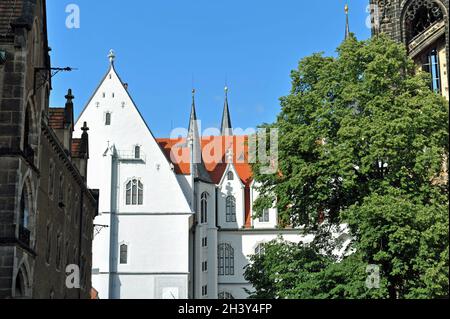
{"left": 221, "top": 92, "right": 232, "bottom": 135}
{"left": 48, "top": 108, "right": 65, "bottom": 129}
{"left": 0, "top": 0, "right": 24, "bottom": 38}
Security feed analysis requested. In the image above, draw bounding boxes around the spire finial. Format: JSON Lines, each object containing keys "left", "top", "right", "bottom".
{"left": 344, "top": 3, "right": 350, "bottom": 40}
{"left": 225, "top": 86, "right": 228, "bottom": 95}
{"left": 108, "top": 49, "right": 116, "bottom": 64}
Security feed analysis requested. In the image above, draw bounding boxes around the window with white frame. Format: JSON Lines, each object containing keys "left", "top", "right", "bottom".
{"left": 225, "top": 196, "right": 236, "bottom": 222}
{"left": 125, "top": 179, "right": 143, "bottom": 205}
{"left": 105, "top": 112, "right": 111, "bottom": 125}
{"left": 218, "top": 243, "right": 234, "bottom": 276}
{"left": 218, "top": 291, "right": 234, "bottom": 299}
{"left": 134, "top": 145, "right": 141, "bottom": 159}
{"left": 202, "top": 285, "right": 208, "bottom": 296}
{"left": 200, "top": 192, "right": 208, "bottom": 224}
{"left": 120, "top": 243, "right": 128, "bottom": 264}
{"left": 202, "top": 261, "right": 208, "bottom": 272}
{"left": 258, "top": 208, "right": 270, "bottom": 223}
{"left": 255, "top": 243, "right": 266, "bottom": 256}
{"left": 227, "top": 171, "right": 234, "bottom": 180}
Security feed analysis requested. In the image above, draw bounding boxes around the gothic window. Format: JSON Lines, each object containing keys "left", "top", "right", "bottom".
{"left": 23, "top": 106, "right": 34, "bottom": 162}
{"left": 58, "top": 173, "right": 64, "bottom": 203}
{"left": 134, "top": 145, "right": 141, "bottom": 159}
{"left": 227, "top": 171, "right": 234, "bottom": 180}
{"left": 202, "top": 285, "right": 208, "bottom": 296}
{"left": 422, "top": 48, "right": 441, "bottom": 93}
{"left": 225, "top": 196, "right": 236, "bottom": 222}
{"left": 19, "top": 188, "right": 30, "bottom": 229}
{"left": 404, "top": 0, "right": 444, "bottom": 42}
{"left": 125, "top": 179, "right": 143, "bottom": 205}
{"left": 255, "top": 243, "right": 266, "bottom": 256}
{"left": 218, "top": 243, "right": 234, "bottom": 276}
{"left": 45, "top": 224, "right": 51, "bottom": 264}
{"left": 120, "top": 244, "right": 128, "bottom": 264}
{"left": 218, "top": 292, "right": 234, "bottom": 299}
{"left": 258, "top": 208, "right": 270, "bottom": 223}
{"left": 48, "top": 160, "right": 55, "bottom": 198}
{"left": 56, "top": 232, "right": 62, "bottom": 270}
{"left": 105, "top": 112, "right": 111, "bottom": 125}
{"left": 201, "top": 192, "right": 208, "bottom": 224}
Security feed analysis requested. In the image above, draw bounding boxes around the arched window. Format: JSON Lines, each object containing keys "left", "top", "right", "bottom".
{"left": 227, "top": 171, "right": 234, "bottom": 180}
{"left": 105, "top": 112, "right": 111, "bottom": 125}
{"left": 422, "top": 48, "right": 442, "bottom": 93}
{"left": 126, "top": 179, "right": 143, "bottom": 205}
{"left": 23, "top": 106, "right": 34, "bottom": 162}
{"left": 200, "top": 192, "right": 208, "bottom": 224}
{"left": 218, "top": 243, "right": 234, "bottom": 276}
{"left": 19, "top": 188, "right": 30, "bottom": 229}
{"left": 56, "top": 232, "right": 62, "bottom": 270}
{"left": 134, "top": 145, "right": 141, "bottom": 159}
{"left": 15, "top": 270, "right": 26, "bottom": 298}
{"left": 19, "top": 187, "right": 31, "bottom": 247}
{"left": 120, "top": 244, "right": 128, "bottom": 264}
{"left": 58, "top": 173, "right": 64, "bottom": 204}
{"left": 48, "top": 160, "right": 55, "bottom": 198}
{"left": 45, "top": 224, "right": 51, "bottom": 264}
{"left": 218, "top": 291, "right": 234, "bottom": 299}
{"left": 404, "top": 0, "right": 444, "bottom": 42}
{"left": 255, "top": 243, "right": 266, "bottom": 256}
{"left": 225, "top": 196, "right": 236, "bottom": 222}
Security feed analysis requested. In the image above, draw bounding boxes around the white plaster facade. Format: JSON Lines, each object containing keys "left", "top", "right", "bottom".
{"left": 75, "top": 53, "right": 310, "bottom": 299}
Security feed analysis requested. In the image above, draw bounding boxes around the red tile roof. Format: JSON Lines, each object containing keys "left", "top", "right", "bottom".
{"left": 48, "top": 108, "right": 65, "bottom": 129}
{"left": 157, "top": 135, "right": 254, "bottom": 228}
{"left": 157, "top": 135, "right": 253, "bottom": 186}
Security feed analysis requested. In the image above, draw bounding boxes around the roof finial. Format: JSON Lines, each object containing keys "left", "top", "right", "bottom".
{"left": 108, "top": 49, "right": 116, "bottom": 64}
{"left": 345, "top": 4, "right": 350, "bottom": 40}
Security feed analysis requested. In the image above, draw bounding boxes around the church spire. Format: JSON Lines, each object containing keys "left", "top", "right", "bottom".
{"left": 221, "top": 86, "right": 233, "bottom": 136}
{"left": 344, "top": 4, "right": 350, "bottom": 40}
{"left": 187, "top": 89, "right": 212, "bottom": 183}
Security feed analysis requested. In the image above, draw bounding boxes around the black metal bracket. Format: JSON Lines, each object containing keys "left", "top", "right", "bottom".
{"left": 93, "top": 224, "right": 109, "bottom": 237}
{"left": 34, "top": 66, "right": 77, "bottom": 92}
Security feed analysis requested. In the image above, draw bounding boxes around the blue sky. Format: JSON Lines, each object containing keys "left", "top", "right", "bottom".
{"left": 47, "top": 0, "right": 371, "bottom": 137}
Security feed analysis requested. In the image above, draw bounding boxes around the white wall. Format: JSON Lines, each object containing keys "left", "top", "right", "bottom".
{"left": 74, "top": 62, "right": 193, "bottom": 299}
{"left": 217, "top": 231, "right": 313, "bottom": 299}
{"left": 217, "top": 165, "right": 245, "bottom": 229}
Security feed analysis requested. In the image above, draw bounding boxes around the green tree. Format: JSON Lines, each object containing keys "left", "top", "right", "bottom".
{"left": 249, "top": 34, "right": 448, "bottom": 299}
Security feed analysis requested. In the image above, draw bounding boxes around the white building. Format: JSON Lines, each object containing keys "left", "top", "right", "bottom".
{"left": 74, "top": 51, "right": 310, "bottom": 299}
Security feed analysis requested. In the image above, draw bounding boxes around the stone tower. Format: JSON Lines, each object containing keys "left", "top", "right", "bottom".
{"left": 369, "top": 0, "right": 449, "bottom": 99}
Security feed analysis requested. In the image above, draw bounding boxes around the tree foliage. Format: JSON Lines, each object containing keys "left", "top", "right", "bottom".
{"left": 248, "top": 35, "right": 449, "bottom": 299}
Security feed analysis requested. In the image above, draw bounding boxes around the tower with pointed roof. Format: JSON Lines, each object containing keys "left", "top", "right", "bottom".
{"left": 344, "top": 4, "right": 350, "bottom": 40}
{"left": 369, "top": 0, "right": 449, "bottom": 99}
{"left": 221, "top": 87, "right": 233, "bottom": 136}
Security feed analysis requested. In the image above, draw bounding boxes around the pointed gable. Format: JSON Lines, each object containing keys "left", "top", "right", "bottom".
{"left": 74, "top": 51, "right": 192, "bottom": 214}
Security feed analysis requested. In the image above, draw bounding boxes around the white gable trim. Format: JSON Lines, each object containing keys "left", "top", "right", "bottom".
{"left": 218, "top": 163, "right": 245, "bottom": 188}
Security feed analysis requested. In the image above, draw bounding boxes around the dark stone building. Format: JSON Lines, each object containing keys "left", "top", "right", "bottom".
{"left": 0, "top": 0, "right": 98, "bottom": 299}
{"left": 369, "top": 0, "right": 449, "bottom": 99}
